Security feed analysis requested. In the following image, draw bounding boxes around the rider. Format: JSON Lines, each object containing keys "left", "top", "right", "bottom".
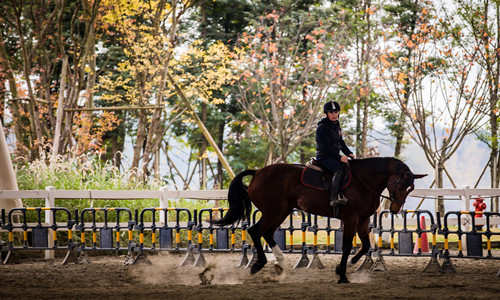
{"left": 315, "top": 101, "right": 355, "bottom": 207}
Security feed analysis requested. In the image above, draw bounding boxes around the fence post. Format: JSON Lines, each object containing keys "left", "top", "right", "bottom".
{"left": 159, "top": 187, "right": 168, "bottom": 225}
{"left": 462, "top": 185, "right": 470, "bottom": 212}
{"left": 461, "top": 185, "right": 471, "bottom": 251}
{"left": 45, "top": 186, "right": 55, "bottom": 259}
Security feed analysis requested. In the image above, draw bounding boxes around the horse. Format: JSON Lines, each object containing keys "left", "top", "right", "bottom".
{"left": 213, "top": 157, "right": 426, "bottom": 283}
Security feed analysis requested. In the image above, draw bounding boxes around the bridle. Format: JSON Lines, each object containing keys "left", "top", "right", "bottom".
{"left": 352, "top": 166, "right": 409, "bottom": 205}
{"left": 386, "top": 176, "right": 406, "bottom": 205}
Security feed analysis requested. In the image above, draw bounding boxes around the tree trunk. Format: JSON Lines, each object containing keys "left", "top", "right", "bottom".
{"left": 131, "top": 110, "right": 148, "bottom": 172}
{"left": 394, "top": 115, "right": 404, "bottom": 158}
{"left": 360, "top": 0, "right": 371, "bottom": 158}
{"left": 14, "top": 6, "right": 44, "bottom": 155}
{"left": 491, "top": 2, "right": 500, "bottom": 213}
{"left": 84, "top": 26, "right": 96, "bottom": 109}
{"left": 52, "top": 56, "right": 68, "bottom": 157}
{"left": 0, "top": 31, "right": 23, "bottom": 147}
{"left": 356, "top": 99, "right": 362, "bottom": 158}
{"left": 141, "top": 106, "right": 163, "bottom": 178}
{"left": 492, "top": 113, "right": 499, "bottom": 211}
{"left": 41, "top": 53, "right": 56, "bottom": 132}
{"left": 436, "top": 160, "right": 445, "bottom": 214}
{"left": 361, "top": 87, "right": 369, "bottom": 157}
{"left": 217, "top": 120, "right": 224, "bottom": 188}
{"left": 265, "top": 142, "right": 275, "bottom": 166}
{"left": 200, "top": 102, "right": 208, "bottom": 189}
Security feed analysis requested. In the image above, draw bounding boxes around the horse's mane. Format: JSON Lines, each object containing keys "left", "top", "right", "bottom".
{"left": 350, "top": 157, "right": 409, "bottom": 174}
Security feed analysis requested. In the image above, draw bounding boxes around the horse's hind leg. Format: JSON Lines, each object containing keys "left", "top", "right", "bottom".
{"left": 248, "top": 212, "right": 289, "bottom": 274}
{"left": 247, "top": 220, "right": 267, "bottom": 274}
{"left": 263, "top": 226, "right": 285, "bottom": 272}
{"left": 349, "top": 217, "right": 371, "bottom": 265}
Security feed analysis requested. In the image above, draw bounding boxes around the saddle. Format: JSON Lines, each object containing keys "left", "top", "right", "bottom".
{"left": 301, "top": 158, "right": 351, "bottom": 191}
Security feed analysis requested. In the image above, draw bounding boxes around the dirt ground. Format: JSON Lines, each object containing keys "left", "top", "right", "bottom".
{"left": 1, "top": 251, "right": 500, "bottom": 299}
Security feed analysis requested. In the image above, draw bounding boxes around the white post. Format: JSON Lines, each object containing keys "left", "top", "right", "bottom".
{"left": 461, "top": 185, "right": 471, "bottom": 251}
{"left": 462, "top": 185, "right": 470, "bottom": 212}
{"left": 45, "top": 186, "right": 55, "bottom": 259}
{"left": 434, "top": 161, "right": 439, "bottom": 214}
{"left": 0, "top": 121, "right": 23, "bottom": 212}
{"left": 159, "top": 187, "right": 168, "bottom": 225}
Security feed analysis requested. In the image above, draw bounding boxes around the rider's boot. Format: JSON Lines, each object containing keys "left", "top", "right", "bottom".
{"left": 330, "top": 170, "right": 348, "bottom": 207}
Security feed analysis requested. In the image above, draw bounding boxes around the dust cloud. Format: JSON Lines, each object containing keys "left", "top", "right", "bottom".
{"left": 2, "top": 252, "right": 500, "bottom": 299}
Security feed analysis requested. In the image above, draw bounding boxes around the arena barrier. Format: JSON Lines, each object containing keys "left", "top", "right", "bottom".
{"left": 74, "top": 208, "right": 136, "bottom": 264}
{"left": 134, "top": 207, "right": 195, "bottom": 265}
{"left": 436, "top": 211, "right": 500, "bottom": 273}
{"left": 0, "top": 207, "right": 77, "bottom": 264}
{"left": 1, "top": 206, "right": 500, "bottom": 277}
{"left": 370, "top": 209, "right": 440, "bottom": 272}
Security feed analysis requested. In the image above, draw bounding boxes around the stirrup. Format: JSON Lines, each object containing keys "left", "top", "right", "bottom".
{"left": 330, "top": 193, "right": 348, "bottom": 207}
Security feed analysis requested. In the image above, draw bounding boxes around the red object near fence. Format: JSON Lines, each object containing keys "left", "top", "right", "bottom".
{"left": 414, "top": 216, "right": 429, "bottom": 254}
{"left": 472, "top": 197, "right": 487, "bottom": 230}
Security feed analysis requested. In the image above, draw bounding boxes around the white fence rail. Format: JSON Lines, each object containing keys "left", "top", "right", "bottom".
{"left": 408, "top": 186, "right": 500, "bottom": 211}
{"left": 1, "top": 186, "right": 499, "bottom": 214}
{"left": 1, "top": 185, "right": 498, "bottom": 211}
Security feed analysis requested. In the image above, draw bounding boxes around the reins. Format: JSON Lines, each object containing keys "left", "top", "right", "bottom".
{"left": 349, "top": 162, "right": 405, "bottom": 205}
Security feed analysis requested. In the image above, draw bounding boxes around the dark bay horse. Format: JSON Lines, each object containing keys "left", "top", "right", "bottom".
{"left": 214, "top": 157, "right": 426, "bottom": 283}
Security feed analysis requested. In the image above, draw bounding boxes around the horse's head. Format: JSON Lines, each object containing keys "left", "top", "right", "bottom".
{"left": 386, "top": 167, "right": 427, "bottom": 214}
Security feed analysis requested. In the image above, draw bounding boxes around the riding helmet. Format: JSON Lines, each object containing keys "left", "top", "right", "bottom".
{"left": 323, "top": 101, "right": 341, "bottom": 113}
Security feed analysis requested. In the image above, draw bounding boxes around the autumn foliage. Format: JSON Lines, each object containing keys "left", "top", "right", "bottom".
{"left": 1, "top": 0, "right": 500, "bottom": 201}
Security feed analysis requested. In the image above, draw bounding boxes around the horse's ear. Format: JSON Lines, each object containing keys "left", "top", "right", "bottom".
{"left": 413, "top": 174, "right": 427, "bottom": 179}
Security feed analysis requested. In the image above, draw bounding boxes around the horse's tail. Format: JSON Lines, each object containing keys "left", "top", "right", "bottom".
{"left": 212, "top": 169, "right": 255, "bottom": 226}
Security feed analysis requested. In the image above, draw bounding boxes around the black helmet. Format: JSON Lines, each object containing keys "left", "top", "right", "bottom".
{"left": 323, "top": 101, "right": 340, "bottom": 113}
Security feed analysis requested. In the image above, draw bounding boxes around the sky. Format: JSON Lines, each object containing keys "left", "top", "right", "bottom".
{"left": 374, "top": 132, "right": 492, "bottom": 212}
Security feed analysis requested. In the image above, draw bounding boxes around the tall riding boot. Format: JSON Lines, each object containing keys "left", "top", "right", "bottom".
{"left": 330, "top": 170, "right": 347, "bottom": 207}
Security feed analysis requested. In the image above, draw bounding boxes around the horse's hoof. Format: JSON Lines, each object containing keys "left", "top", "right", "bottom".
{"left": 337, "top": 278, "right": 350, "bottom": 284}
{"left": 274, "top": 264, "right": 284, "bottom": 275}
{"left": 250, "top": 262, "right": 265, "bottom": 275}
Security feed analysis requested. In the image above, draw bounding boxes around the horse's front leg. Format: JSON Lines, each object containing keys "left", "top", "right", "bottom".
{"left": 349, "top": 217, "right": 371, "bottom": 265}
{"left": 335, "top": 222, "right": 356, "bottom": 284}
{"left": 335, "top": 238, "right": 353, "bottom": 283}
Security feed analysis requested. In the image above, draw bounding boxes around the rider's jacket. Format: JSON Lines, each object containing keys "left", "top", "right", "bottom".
{"left": 315, "top": 117, "right": 352, "bottom": 162}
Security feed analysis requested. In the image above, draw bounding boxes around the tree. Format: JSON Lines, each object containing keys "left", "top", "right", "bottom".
{"left": 381, "top": 0, "right": 421, "bottom": 158}
{"left": 449, "top": 0, "right": 500, "bottom": 212}
{"left": 184, "top": 0, "right": 253, "bottom": 189}
{"left": 378, "top": 1, "right": 488, "bottom": 213}
{"left": 169, "top": 40, "right": 238, "bottom": 187}
{"left": 0, "top": 0, "right": 116, "bottom": 159}
{"left": 234, "top": 10, "right": 351, "bottom": 163}
{"left": 96, "top": 0, "right": 194, "bottom": 179}
{"left": 339, "top": 0, "right": 381, "bottom": 158}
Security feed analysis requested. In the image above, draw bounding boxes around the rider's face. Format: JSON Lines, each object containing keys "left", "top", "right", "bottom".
{"left": 327, "top": 110, "right": 339, "bottom": 121}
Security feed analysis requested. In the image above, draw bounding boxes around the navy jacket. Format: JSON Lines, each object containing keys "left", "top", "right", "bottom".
{"left": 315, "top": 118, "right": 352, "bottom": 172}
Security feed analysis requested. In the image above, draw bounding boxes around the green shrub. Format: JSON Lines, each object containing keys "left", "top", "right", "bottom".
{"left": 14, "top": 153, "right": 221, "bottom": 222}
